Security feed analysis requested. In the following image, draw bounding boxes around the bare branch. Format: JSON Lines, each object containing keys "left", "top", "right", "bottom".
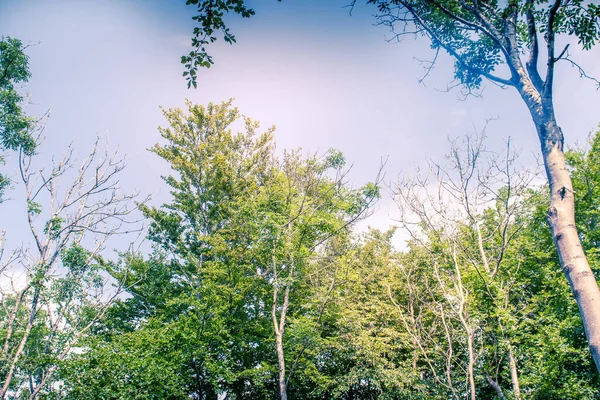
{"left": 0, "top": 135, "right": 142, "bottom": 397}
{"left": 563, "top": 54, "right": 600, "bottom": 88}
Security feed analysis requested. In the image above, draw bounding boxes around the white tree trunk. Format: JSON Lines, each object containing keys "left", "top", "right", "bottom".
{"left": 542, "top": 125, "right": 600, "bottom": 371}
{"left": 524, "top": 98, "right": 600, "bottom": 371}
{"left": 275, "top": 331, "right": 287, "bottom": 400}
{"left": 508, "top": 344, "right": 521, "bottom": 400}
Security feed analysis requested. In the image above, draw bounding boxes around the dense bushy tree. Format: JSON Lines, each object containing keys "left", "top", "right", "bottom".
{"left": 58, "top": 100, "right": 378, "bottom": 399}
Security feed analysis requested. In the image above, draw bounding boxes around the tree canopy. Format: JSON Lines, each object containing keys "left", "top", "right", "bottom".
{"left": 3, "top": 2, "right": 600, "bottom": 398}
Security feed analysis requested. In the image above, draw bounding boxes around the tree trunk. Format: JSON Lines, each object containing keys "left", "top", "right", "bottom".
{"left": 524, "top": 99, "right": 600, "bottom": 372}
{"left": 485, "top": 375, "right": 507, "bottom": 400}
{"left": 466, "top": 331, "right": 476, "bottom": 400}
{"left": 508, "top": 344, "right": 521, "bottom": 400}
{"left": 275, "top": 331, "right": 287, "bottom": 400}
{"left": 452, "top": 244, "right": 476, "bottom": 400}
{"left": 271, "top": 254, "right": 290, "bottom": 400}
{"left": 1, "top": 287, "right": 27, "bottom": 358}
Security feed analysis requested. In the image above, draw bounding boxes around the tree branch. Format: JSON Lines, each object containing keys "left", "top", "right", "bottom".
{"left": 525, "top": 0, "right": 544, "bottom": 92}
{"left": 543, "top": 0, "right": 562, "bottom": 103}
{"left": 395, "top": 0, "right": 514, "bottom": 87}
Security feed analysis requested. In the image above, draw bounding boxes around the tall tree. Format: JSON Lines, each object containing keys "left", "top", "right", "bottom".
{"left": 60, "top": 100, "right": 378, "bottom": 399}
{"left": 182, "top": 0, "right": 600, "bottom": 373}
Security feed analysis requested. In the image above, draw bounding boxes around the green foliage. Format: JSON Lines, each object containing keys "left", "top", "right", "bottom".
{"left": 183, "top": 1, "right": 271, "bottom": 88}
{"left": 59, "top": 100, "right": 377, "bottom": 399}
{"left": 0, "top": 36, "right": 36, "bottom": 200}
{"left": 542, "top": 1, "right": 600, "bottom": 50}
{"left": 182, "top": 1, "right": 600, "bottom": 92}
{"left": 61, "top": 244, "right": 93, "bottom": 275}
{"left": 57, "top": 325, "right": 191, "bottom": 399}
{"left": 44, "top": 216, "right": 64, "bottom": 239}
{"left": 27, "top": 200, "right": 42, "bottom": 215}
{"left": 566, "top": 128, "right": 600, "bottom": 268}
{"left": 365, "top": 0, "right": 600, "bottom": 89}
{"left": 53, "top": 110, "right": 600, "bottom": 398}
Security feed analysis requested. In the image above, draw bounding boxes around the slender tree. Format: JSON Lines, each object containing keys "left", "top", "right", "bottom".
{"left": 394, "top": 133, "right": 538, "bottom": 398}
{"left": 0, "top": 136, "right": 139, "bottom": 399}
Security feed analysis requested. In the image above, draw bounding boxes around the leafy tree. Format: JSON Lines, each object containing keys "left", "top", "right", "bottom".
{"left": 0, "top": 36, "right": 35, "bottom": 201}
{"left": 59, "top": 100, "right": 378, "bottom": 399}
{"left": 182, "top": 0, "right": 600, "bottom": 373}
{"left": 325, "top": 229, "right": 419, "bottom": 399}
{"left": 141, "top": 100, "right": 278, "bottom": 398}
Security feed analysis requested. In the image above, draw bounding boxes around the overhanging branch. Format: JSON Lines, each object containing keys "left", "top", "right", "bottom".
{"left": 384, "top": 0, "right": 514, "bottom": 87}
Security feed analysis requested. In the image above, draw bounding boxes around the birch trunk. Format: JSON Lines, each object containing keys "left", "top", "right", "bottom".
{"left": 519, "top": 82, "right": 600, "bottom": 372}
{"left": 542, "top": 122, "right": 600, "bottom": 372}
{"left": 466, "top": 331, "right": 476, "bottom": 400}
{"left": 508, "top": 344, "right": 521, "bottom": 400}
{"left": 271, "top": 255, "right": 290, "bottom": 400}
{"left": 275, "top": 331, "right": 287, "bottom": 400}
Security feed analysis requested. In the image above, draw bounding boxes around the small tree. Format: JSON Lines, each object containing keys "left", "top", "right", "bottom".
{"left": 0, "top": 136, "right": 139, "bottom": 399}
{"left": 391, "top": 133, "right": 535, "bottom": 398}
{"left": 260, "top": 149, "right": 379, "bottom": 400}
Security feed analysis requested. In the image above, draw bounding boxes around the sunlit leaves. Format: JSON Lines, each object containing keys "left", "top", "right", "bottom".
{"left": 182, "top": 0, "right": 259, "bottom": 88}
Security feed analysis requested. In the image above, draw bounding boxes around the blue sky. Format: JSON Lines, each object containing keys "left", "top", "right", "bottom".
{"left": 1, "top": 0, "right": 600, "bottom": 252}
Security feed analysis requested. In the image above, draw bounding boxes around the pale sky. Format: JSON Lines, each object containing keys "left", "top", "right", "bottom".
{"left": 1, "top": 0, "right": 599, "bottom": 255}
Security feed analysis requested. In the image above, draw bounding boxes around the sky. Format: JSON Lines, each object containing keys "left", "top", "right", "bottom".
{"left": 1, "top": 0, "right": 600, "bottom": 258}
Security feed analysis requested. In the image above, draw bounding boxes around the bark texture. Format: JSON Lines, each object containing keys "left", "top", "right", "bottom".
{"left": 272, "top": 254, "right": 290, "bottom": 400}
{"left": 508, "top": 344, "right": 521, "bottom": 400}
{"left": 517, "top": 79, "right": 600, "bottom": 372}
{"left": 541, "top": 121, "right": 600, "bottom": 372}
{"left": 275, "top": 331, "right": 288, "bottom": 400}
